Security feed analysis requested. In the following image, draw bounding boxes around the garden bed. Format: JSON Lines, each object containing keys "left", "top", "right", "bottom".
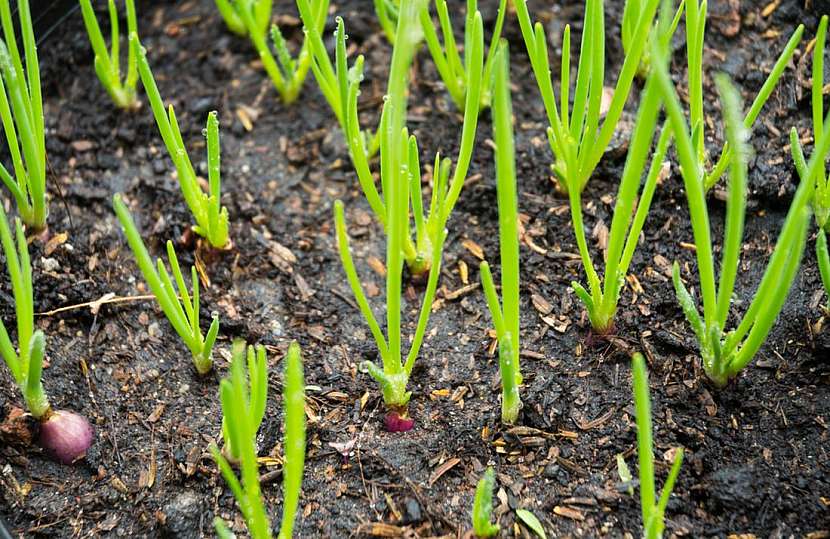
{"left": 1, "top": 0, "right": 829, "bottom": 536}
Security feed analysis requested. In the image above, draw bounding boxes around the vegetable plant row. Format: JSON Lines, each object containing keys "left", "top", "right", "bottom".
{"left": 0, "top": 0, "right": 827, "bottom": 537}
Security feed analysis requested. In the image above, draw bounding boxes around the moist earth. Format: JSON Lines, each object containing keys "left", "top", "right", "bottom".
{"left": 0, "top": 0, "right": 829, "bottom": 537}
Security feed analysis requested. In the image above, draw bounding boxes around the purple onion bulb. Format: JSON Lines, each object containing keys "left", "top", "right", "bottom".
{"left": 384, "top": 411, "right": 414, "bottom": 432}
{"left": 38, "top": 410, "right": 94, "bottom": 464}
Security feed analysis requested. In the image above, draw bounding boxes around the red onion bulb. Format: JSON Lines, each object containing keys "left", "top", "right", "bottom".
{"left": 384, "top": 411, "right": 414, "bottom": 432}
{"left": 38, "top": 410, "right": 94, "bottom": 464}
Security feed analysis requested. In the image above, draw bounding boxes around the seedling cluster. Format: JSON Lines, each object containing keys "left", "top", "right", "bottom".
{"left": 0, "top": 0, "right": 827, "bottom": 537}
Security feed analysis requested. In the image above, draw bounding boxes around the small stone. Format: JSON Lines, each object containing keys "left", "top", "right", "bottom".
{"left": 402, "top": 497, "right": 422, "bottom": 524}
{"left": 189, "top": 96, "right": 213, "bottom": 117}
{"left": 161, "top": 490, "right": 203, "bottom": 536}
{"left": 152, "top": 159, "right": 168, "bottom": 175}
{"left": 41, "top": 257, "right": 60, "bottom": 272}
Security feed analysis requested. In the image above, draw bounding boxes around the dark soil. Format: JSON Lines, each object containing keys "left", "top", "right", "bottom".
{"left": 1, "top": 0, "right": 829, "bottom": 537}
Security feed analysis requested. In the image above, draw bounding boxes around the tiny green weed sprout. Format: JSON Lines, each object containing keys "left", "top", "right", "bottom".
{"left": 796, "top": 15, "right": 830, "bottom": 310}
{"left": 478, "top": 42, "right": 521, "bottom": 424}
{"left": 419, "top": 0, "right": 507, "bottom": 110}
{"left": 306, "top": 0, "right": 483, "bottom": 275}
{"left": 227, "top": 0, "right": 328, "bottom": 103}
{"left": 135, "top": 39, "right": 230, "bottom": 250}
{"left": 0, "top": 204, "right": 93, "bottom": 463}
{"left": 568, "top": 40, "right": 673, "bottom": 334}
{"left": 471, "top": 467, "right": 499, "bottom": 537}
{"left": 78, "top": 0, "right": 139, "bottom": 109}
{"left": 616, "top": 454, "right": 635, "bottom": 496}
{"left": 0, "top": 0, "right": 47, "bottom": 231}
{"left": 681, "top": 1, "right": 803, "bottom": 192}
{"left": 652, "top": 8, "right": 820, "bottom": 387}
{"left": 215, "top": 0, "right": 271, "bottom": 37}
{"left": 213, "top": 341, "right": 306, "bottom": 539}
{"left": 221, "top": 341, "right": 268, "bottom": 463}
{"left": 631, "top": 353, "right": 683, "bottom": 539}
{"left": 113, "top": 194, "right": 220, "bottom": 375}
{"left": 514, "top": 0, "right": 660, "bottom": 194}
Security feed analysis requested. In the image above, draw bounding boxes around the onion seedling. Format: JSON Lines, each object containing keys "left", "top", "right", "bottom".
{"left": 135, "top": 38, "right": 230, "bottom": 250}
{"left": 514, "top": 0, "right": 660, "bottom": 194}
{"left": 334, "top": 0, "right": 475, "bottom": 428}
{"left": 621, "top": 0, "right": 686, "bottom": 78}
{"left": 215, "top": 0, "right": 271, "bottom": 37}
{"left": 223, "top": 0, "right": 327, "bottom": 103}
{"left": 0, "top": 0, "right": 47, "bottom": 231}
{"left": 213, "top": 341, "right": 306, "bottom": 539}
{"left": 652, "top": 10, "right": 820, "bottom": 387}
{"left": 113, "top": 194, "right": 220, "bottom": 375}
{"left": 478, "top": 43, "right": 521, "bottom": 424}
{"left": 305, "top": 0, "right": 483, "bottom": 275}
{"left": 78, "top": 0, "right": 139, "bottom": 110}
{"left": 471, "top": 467, "right": 499, "bottom": 538}
{"left": 0, "top": 205, "right": 93, "bottom": 464}
{"left": 818, "top": 230, "right": 830, "bottom": 312}
{"left": 681, "top": 1, "right": 804, "bottom": 192}
{"left": 794, "top": 15, "right": 830, "bottom": 310}
{"left": 568, "top": 43, "right": 673, "bottom": 334}
{"left": 374, "top": 0, "right": 399, "bottom": 44}
{"left": 221, "top": 340, "right": 267, "bottom": 463}
{"left": 419, "top": 0, "right": 507, "bottom": 110}
{"left": 630, "top": 353, "right": 683, "bottom": 539}
{"left": 295, "top": 9, "right": 380, "bottom": 161}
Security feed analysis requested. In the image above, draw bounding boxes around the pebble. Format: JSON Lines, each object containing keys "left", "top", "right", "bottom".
{"left": 189, "top": 96, "right": 214, "bottom": 117}
{"left": 98, "top": 153, "right": 119, "bottom": 170}
{"left": 402, "top": 497, "right": 422, "bottom": 524}
{"left": 152, "top": 159, "right": 168, "bottom": 175}
{"left": 148, "top": 322, "right": 161, "bottom": 338}
{"left": 161, "top": 490, "right": 203, "bottom": 536}
{"left": 41, "top": 257, "right": 60, "bottom": 272}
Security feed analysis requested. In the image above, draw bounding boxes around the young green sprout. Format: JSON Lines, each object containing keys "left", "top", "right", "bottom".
{"left": 113, "top": 194, "right": 220, "bottom": 375}
{"left": 221, "top": 341, "right": 268, "bottom": 463}
{"left": 568, "top": 31, "right": 673, "bottom": 334}
{"left": 373, "top": 0, "right": 399, "bottom": 44}
{"left": 651, "top": 5, "right": 819, "bottom": 387}
{"left": 296, "top": 8, "right": 379, "bottom": 163}
{"left": 223, "top": 0, "right": 328, "bottom": 103}
{"left": 514, "top": 0, "right": 660, "bottom": 194}
{"left": 621, "top": 0, "right": 686, "bottom": 78}
{"left": 478, "top": 42, "right": 521, "bottom": 424}
{"left": 135, "top": 38, "right": 230, "bottom": 250}
{"left": 682, "top": 1, "right": 804, "bottom": 192}
{"left": 78, "top": 0, "right": 139, "bottom": 109}
{"left": 796, "top": 15, "right": 830, "bottom": 310}
{"left": 0, "top": 0, "right": 47, "bottom": 231}
{"left": 471, "top": 467, "right": 499, "bottom": 538}
{"left": 334, "top": 0, "right": 478, "bottom": 428}
{"left": 215, "top": 0, "right": 272, "bottom": 37}
{"left": 630, "top": 353, "right": 683, "bottom": 539}
{"left": 819, "top": 229, "right": 830, "bottom": 312}
{"left": 419, "top": 0, "right": 507, "bottom": 110}
{"left": 303, "top": 0, "right": 483, "bottom": 275}
{"left": 0, "top": 205, "right": 93, "bottom": 464}
{"left": 213, "top": 341, "right": 306, "bottom": 539}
